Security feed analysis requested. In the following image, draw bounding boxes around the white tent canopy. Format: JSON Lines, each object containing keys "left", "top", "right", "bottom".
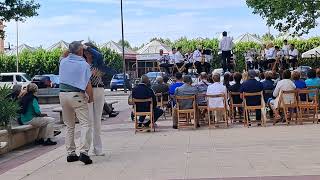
{"left": 234, "top": 33, "right": 263, "bottom": 44}
{"left": 101, "top": 41, "right": 136, "bottom": 55}
{"left": 302, "top": 46, "right": 320, "bottom": 59}
{"left": 6, "top": 44, "right": 35, "bottom": 55}
{"left": 137, "top": 40, "right": 171, "bottom": 54}
{"left": 47, "top": 40, "right": 69, "bottom": 51}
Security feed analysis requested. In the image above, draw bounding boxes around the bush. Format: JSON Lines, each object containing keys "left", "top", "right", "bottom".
{"left": 0, "top": 85, "right": 19, "bottom": 129}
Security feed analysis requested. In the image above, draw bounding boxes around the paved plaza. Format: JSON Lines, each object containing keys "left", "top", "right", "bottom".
{"left": 1, "top": 93, "right": 320, "bottom": 180}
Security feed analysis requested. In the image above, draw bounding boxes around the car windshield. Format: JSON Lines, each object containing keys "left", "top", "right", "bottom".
{"left": 146, "top": 72, "right": 160, "bottom": 78}
{"left": 24, "top": 74, "right": 32, "bottom": 81}
{"left": 114, "top": 74, "right": 124, "bottom": 79}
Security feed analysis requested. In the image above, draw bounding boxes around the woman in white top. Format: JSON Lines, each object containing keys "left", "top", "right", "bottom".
{"left": 269, "top": 70, "right": 296, "bottom": 121}
{"left": 265, "top": 43, "right": 276, "bottom": 70}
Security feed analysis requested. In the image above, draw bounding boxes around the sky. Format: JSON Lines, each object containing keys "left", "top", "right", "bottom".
{"left": 3, "top": 0, "right": 320, "bottom": 49}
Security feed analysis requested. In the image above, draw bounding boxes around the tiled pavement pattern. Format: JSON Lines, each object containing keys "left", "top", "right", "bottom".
{"left": 1, "top": 93, "right": 320, "bottom": 180}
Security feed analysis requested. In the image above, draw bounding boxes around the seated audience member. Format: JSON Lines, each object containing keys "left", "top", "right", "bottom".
{"left": 262, "top": 71, "right": 275, "bottom": 103}
{"left": 132, "top": 75, "right": 164, "bottom": 128}
{"left": 305, "top": 69, "right": 320, "bottom": 98}
{"left": 292, "top": 71, "right": 307, "bottom": 89}
{"left": 316, "top": 68, "right": 320, "bottom": 79}
{"left": 152, "top": 77, "right": 169, "bottom": 95}
{"left": 228, "top": 72, "right": 243, "bottom": 119}
{"left": 206, "top": 73, "right": 228, "bottom": 122}
{"left": 223, "top": 72, "right": 231, "bottom": 90}
{"left": 169, "top": 72, "right": 184, "bottom": 96}
{"left": 163, "top": 76, "right": 170, "bottom": 88}
{"left": 7, "top": 84, "right": 25, "bottom": 101}
{"left": 172, "top": 75, "right": 198, "bottom": 129}
{"left": 269, "top": 70, "right": 296, "bottom": 120}
{"left": 195, "top": 72, "right": 211, "bottom": 105}
{"left": 20, "top": 83, "right": 58, "bottom": 146}
{"left": 240, "top": 70, "right": 264, "bottom": 126}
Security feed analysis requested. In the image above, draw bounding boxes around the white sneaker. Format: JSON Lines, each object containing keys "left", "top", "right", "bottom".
{"left": 0, "top": 142, "right": 8, "bottom": 149}
{"left": 93, "top": 151, "right": 105, "bottom": 156}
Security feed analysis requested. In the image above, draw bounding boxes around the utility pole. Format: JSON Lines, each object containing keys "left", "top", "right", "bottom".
{"left": 120, "top": 0, "right": 127, "bottom": 93}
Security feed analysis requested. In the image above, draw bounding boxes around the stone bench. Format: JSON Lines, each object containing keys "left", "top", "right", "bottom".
{"left": 38, "top": 88, "right": 60, "bottom": 104}
{"left": 53, "top": 101, "right": 118, "bottom": 124}
{"left": 0, "top": 125, "right": 39, "bottom": 155}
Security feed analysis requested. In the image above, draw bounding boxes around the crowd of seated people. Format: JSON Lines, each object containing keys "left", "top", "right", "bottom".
{"left": 130, "top": 66, "right": 320, "bottom": 130}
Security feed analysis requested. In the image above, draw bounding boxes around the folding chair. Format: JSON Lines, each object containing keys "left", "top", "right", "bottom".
{"left": 175, "top": 95, "right": 197, "bottom": 129}
{"left": 278, "top": 90, "right": 298, "bottom": 125}
{"left": 207, "top": 94, "right": 228, "bottom": 128}
{"left": 297, "top": 89, "right": 318, "bottom": 124}
{"left": 229, "top": 92, "right": 244, "bottom": 123}
{"left": 243, "top": 92, "right": 266, "bottom": 127}
{"left": 161, "top": 92, "right": 170, "bottom": 118}
{"left": 196, "top": 94, "right": 208, "bottom": 126}
{"left": 133, "top": 98, "right": 155, "bottom": 133}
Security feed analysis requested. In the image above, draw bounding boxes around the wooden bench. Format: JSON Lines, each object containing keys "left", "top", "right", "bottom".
{"left": 53, "top": 101, "right": 119, "bottom": 123}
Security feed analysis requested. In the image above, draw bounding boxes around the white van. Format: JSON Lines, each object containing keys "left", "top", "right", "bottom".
{"left": 0, "top": 72, "right": 31, "bottom": 88}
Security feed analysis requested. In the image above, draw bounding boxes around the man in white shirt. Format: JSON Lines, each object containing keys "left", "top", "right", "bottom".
{"left": 265, "top": 43, "right": 276, "bottom": 70}
{"left": 206, "top": 73, "right": 227, "bottom": 122}
{"left": 158, "top": 49, "right": 173, "bottom": 74}
{"left": 170, "top": 47, "right": 184, "bottom": 74}
{"left": 288, "top": 44, "right": 299, "bottom": 69}
{"left": 176, "top": 47, "right": 186, "bottom": 73}
{"left": 282, "top": 39, "right": 290, "bottom": 56}
{"left": 219, "top": 31, "right": 234, "bottom": 73}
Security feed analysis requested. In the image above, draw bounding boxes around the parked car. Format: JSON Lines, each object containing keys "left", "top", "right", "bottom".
{"left": 145, "top": 72, "right": 166, "bottom": 85}
{"left": 110, "top": 74, "right": 132, "bottom": 91}
{"left": 43, "top": 74, "right": 60, "bottom": 88}
{"left": 0, "top": 72, "right": 31, "bottom": 88}
{"left": 31, "top": 75, "right": 52, "bottom": 89}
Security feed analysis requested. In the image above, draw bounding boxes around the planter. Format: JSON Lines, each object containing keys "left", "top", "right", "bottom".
{"left": 0, "top": 129, "right": 9, "bottom": 154}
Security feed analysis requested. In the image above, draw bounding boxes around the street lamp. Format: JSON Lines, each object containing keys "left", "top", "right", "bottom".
{"left": 16, "top": 20, "right": 19, "bottom": 72}
{"left": 120, "top": 0, "right": 127, "bottom": 93}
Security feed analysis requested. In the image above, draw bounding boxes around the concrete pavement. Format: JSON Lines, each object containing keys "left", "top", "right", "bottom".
{"left": 1, "top": 94, "right": 320, "bottom": 180}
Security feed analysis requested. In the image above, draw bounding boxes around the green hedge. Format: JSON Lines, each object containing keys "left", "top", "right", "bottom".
{"left": 1, "top": 37, "right": 320, "bottom": 77}
{"left": 0, "top": 48, "right": 123, "bottom": 77}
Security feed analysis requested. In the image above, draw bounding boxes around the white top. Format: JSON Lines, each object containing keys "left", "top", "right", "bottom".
{"left": 219, "top": 37, "right": 234, "bottom": 51}
{"left": 266, "top": 47, "right": 276, "bottom": 60}
{"left": 273, "top": 79, "right": 296, "bottom": 109}
{"left": 174, "top": 51, "right": 184, "bottom": 63}
{"left": 206, "top": 82, "right": 227, "bottom": 108}
{"left": 276, "top": 50, "right": 283, "bottom": 58}
{"left": 282, "top": 45, "right": 290, "bottom": 56}
{"left": 288, "top": 49, "right": 299, "bottom": 59}
{"left": 158, "top": 54, "right": 171, "bottom": 64}
{"left": 192, "top": 49, "right": 202, "bottom": 62}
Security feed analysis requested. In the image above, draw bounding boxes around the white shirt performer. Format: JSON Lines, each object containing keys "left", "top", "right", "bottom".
{"left": 288, "top": 44, "right": 299, "bottom": 69}
{"left": 219, "top": 31, "right": 234, "bottom": 73}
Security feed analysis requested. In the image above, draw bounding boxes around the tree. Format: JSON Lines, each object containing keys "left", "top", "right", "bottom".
{"left": 149, "top": 37, "right": 172, "bottom": 46}
{"left": 246, "top": 0, "right": 320, "bottom": 36}
{"left": 0, "top": 0, "right": 40, "bottom": 38}
{"left": 261, "top": 32, "right": 274, "bottom": 42}
{"left": 118, "top": 39, "right": 131, "bottom": 49}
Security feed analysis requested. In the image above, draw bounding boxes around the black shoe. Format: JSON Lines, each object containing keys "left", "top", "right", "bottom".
{"left": 43, "top": 138, "right": 57, "bottom": 146}
{"left": 196, "top": 124, "right": 200, "bottom": 128}
{"left": 138, "top": 123, "right": 143, "bottom": 128}
{"left": 79, "top": 153, "right": 92, "bottom": 165}
{"left": 35, "top": 138, "right": 44, "bottom": 145}
{"left": 144, "top": 121, "right": 151, "bottom": 127}
{"left": 54, "top": 130, "right": 61, "bottom": 137}
{"left": 109, "top": 112, "right": 119, "bottom": 117}
{"left": 172, "top": 126, "right": 178, "bottom": 129}
{"left": 257, "top": 123, "right": 262, "bottom": 126}
{"left": 67, "top": 154, "right": 79, "bottom": 162}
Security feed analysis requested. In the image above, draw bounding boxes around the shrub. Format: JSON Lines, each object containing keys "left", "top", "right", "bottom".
{"left": 0, "top": 85, "right": 19, "bottom": 129}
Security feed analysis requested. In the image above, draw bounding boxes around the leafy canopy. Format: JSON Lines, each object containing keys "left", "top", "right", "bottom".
{"left": 0, "top": 0, "right": 40, "bottom": 38}
{"left": 246, "top": 0, "right": 320, "bottom": 36}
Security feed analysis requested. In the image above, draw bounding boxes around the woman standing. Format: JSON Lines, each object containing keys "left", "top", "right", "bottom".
{"left": 83, "top": 43, "right": 106, "bottom": 156}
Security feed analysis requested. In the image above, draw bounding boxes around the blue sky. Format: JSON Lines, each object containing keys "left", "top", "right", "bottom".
{"left": 3, "top": 0, "right": 320, "bottom": 48}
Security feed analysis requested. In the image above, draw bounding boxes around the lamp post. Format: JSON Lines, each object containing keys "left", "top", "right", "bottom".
{"left": 16, "top": 20, "right": 19, "bottom": 72}
{"left": 120, "top": 0, "right": 127, "bottom": 93}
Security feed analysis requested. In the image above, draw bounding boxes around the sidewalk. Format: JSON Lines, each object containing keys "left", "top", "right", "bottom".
{"left": 1, "top": 96, "right": 320, "bottom": 179}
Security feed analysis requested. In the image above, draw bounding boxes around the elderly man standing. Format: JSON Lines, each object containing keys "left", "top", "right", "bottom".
{"left": 59, "top": 41, "right": 93, "bottom": 165}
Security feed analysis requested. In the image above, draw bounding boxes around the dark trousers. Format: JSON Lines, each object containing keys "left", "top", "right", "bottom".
{"left": 221, "top": 50, "right": 232, "bottom": 72}
{"left": 195, "top": 61, "right": 211, "bottom": 74}
{"left": 289, "top": 58, "right": 297, "bottom": 69}
{"left": 173, "top": 62, "right": 184, "bottom": 74}
{"left": 138, "top": 107, "right": 163, "bottom": 124}
{"left": 160, "top": 63, "right": 173, "bottom": 74}
{"left": 247, "top": 109, "right": 261, "bottom": 122}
